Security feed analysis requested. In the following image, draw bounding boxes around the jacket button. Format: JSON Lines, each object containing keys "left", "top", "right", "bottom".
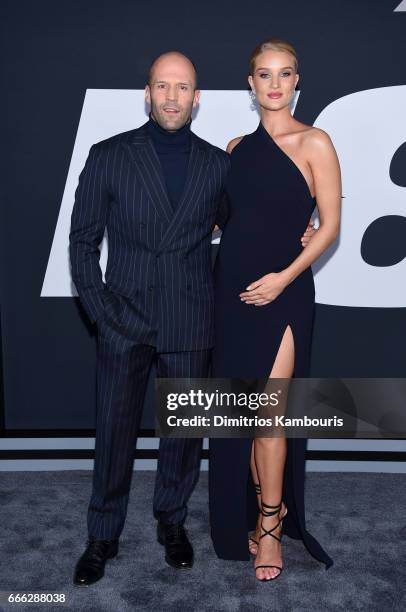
{"left": 148, "top": 285, "right": 154, "bottom": 290}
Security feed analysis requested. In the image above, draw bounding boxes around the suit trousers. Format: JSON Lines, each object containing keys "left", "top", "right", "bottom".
{"left": 87, "top": 319, "right": 211, "bottom": 540}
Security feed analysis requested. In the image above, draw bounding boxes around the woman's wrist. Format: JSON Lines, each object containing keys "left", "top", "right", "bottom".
{"left": 278, "top": 268, "right": 295, "bottom": 287}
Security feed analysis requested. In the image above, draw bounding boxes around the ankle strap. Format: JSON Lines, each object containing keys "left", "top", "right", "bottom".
{"left": 254, "top": 483, "right": 261, "bottom": 495}
{"left": 261, "top": 500, "right": 282, "bottom": 517}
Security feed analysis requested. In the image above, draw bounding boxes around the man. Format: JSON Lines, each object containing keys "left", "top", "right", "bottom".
{"left": 69, "top": 51, "right": 315, "bottom": 586}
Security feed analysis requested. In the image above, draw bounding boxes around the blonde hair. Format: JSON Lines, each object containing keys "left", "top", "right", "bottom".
{"left": 249, "top": 38, "right": 298, "bottom": 75}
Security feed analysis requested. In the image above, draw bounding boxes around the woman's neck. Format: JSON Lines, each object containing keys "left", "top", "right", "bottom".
{"left": 260, "top": 107, "right": 296, "bottom": 138}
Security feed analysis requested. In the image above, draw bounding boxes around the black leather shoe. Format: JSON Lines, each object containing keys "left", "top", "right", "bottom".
{"left": 157, "top": 522, "right": 194, "bottom": 569}
{"left": 73, "top": 538, "right": 119, "bottom": 586}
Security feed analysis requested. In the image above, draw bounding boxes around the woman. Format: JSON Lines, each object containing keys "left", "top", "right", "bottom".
{"left": 209, "top": 38, "right": 341, "bottom": 581}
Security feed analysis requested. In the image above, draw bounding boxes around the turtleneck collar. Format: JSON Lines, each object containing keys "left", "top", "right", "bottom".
{"left": 147, "top": 113, "right": 191, "bottom": 149}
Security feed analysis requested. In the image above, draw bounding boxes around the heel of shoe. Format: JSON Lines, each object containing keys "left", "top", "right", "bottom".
{"left": 248, "top": 482, "right": 262, "bottom": 555}
{"left": 254, "top": 500, "right": 285, "bottom": 582}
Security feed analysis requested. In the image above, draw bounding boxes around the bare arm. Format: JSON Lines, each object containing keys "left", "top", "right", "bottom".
{"left": 280, "top": 128, "right": 341, "bottom": 285}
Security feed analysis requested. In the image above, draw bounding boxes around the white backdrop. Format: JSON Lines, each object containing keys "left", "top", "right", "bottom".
{"left": 42, "top": 87, "right": 406, "bottom": 307}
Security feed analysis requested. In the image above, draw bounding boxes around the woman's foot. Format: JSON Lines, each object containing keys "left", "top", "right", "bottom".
{"left": 249, "top": 500, "right": 286, "bottom": 556}
{"left": 248, "top": 512, "right": 262, "bottom": 555}
{"left": 254, "top": 501, "right": 287, "bottom": 581}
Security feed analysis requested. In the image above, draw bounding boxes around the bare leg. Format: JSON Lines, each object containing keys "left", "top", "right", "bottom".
{"left": 248, "top": 444, "right": 262, "bottom": 554}
{"left": 254, "top": 325, "right": 294, "bottom": 581}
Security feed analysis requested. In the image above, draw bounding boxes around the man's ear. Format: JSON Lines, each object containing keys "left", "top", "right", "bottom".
{"left": 145, "top": 84, "right": 151, "bottom": 105}
{"left": 193, "top": 88, "right": 201, "bottom": 108}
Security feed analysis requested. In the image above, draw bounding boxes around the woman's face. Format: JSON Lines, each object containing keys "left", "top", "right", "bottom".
{"left": 248, "top": 49, "right": 299, "bottom": 112}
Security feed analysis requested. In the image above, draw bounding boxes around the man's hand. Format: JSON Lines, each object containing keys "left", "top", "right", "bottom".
{"left": 301, "top": 221, "right": 317, "bottom": 247}
{"left": 239, "top": 272, "right": 288, "bottom": 306}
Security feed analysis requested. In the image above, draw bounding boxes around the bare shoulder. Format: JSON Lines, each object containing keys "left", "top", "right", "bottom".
{"left": 302, "top": 126, "right": 336, "bottom": 157}
{"left": 226, "top": 136, "right": 244, "bottom": 154}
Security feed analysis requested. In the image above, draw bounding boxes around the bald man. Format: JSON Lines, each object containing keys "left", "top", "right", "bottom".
{"left": 69, "top": 51, "right": 230, "bottom": 584}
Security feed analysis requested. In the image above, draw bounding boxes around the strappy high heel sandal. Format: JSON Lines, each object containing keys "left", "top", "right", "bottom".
{"left": 248, "top": 483, "right": 262, "bottom": 555}
{"left": 254, "top": 499, "right": 288, "bottom": 582}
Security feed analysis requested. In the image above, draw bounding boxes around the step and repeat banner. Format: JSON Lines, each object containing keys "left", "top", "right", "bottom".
{"left": 1, "top": 0, "right": 405, "bottom": 466}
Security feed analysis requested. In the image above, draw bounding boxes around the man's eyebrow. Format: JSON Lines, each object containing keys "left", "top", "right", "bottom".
{"left": 154, "top": 80, "right": 192, "bottom": 85}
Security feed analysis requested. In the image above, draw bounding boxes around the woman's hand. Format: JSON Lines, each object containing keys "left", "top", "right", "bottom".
{"left": 239, "top": 272, "right": 288, "bottom": 306}
{"left": 301, "top": 221, "right": 317, "bottom": 247}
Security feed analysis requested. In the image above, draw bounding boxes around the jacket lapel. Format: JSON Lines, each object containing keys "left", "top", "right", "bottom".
{"left": 123, "top": 125, "right": 211, "bottom": 249}
{"left": 158, "top": 134, "right": 211, "bottom": 250}
{"left": 123, "top": 124, "right": 173, "bottom": 224}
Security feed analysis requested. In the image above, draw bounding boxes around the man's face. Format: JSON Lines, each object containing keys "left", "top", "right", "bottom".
{"left": 145, "top": 55, "right": 200, "bottom": 132}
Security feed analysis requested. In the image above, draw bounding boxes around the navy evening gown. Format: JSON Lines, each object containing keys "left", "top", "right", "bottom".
{"left": 209, "top": 121, "right": 333, "bottom": 568}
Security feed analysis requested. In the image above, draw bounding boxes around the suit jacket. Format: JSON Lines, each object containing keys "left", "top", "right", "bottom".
{"left": 69, "top": 121, "right": 230, "bottom": 351}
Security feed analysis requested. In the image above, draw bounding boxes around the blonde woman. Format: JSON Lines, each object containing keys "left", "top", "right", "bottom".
{"left": 209, "top": 38, "right": 341, "bottom": 581}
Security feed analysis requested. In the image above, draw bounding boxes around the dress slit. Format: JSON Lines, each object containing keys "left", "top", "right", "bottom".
{"left": 209, "top": 121, "right": 333, "bottom": 568}
{"left": 264, "top": 321, "right": 295, "bottom": 379}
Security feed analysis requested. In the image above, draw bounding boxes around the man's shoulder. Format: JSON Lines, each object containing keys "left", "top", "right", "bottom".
{"left": 91, "top": 123, "right": 148, "bottom": 151}
{"left": 192, "top": 133, "right": 230, "bottom": 166}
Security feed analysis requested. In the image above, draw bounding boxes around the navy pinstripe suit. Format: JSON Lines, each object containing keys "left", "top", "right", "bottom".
{"left": 69, "top": 121, "right": 230, "bottom": 539}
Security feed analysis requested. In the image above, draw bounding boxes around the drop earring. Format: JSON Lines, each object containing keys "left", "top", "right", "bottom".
{"left": 249, "top": 90, "right": 257, "bottom": 111}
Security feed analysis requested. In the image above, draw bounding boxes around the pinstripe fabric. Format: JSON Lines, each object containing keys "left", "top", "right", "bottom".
{"left": 87, "top": 316, "right": 210, "bottom": 539}
{"left": 73, "top": 121, "right": 229, "bottom": 539}
{"left": 153, "top": 349, "right": 210, "bottom": 525}
{"left": 69, "top": 121, "right": 230, "bottom": 351}
{"left": 87, "top": 327, "right": 154, "bottom": 540}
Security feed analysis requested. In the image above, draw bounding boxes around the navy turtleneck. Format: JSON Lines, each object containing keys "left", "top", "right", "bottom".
{"left": 147, "top": 115, "right": 192, "bottom": 209}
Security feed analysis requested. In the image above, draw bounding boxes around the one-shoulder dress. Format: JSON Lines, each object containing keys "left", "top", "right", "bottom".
{"left": 209, "top": 121, "right": 333, "bottom": 568}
